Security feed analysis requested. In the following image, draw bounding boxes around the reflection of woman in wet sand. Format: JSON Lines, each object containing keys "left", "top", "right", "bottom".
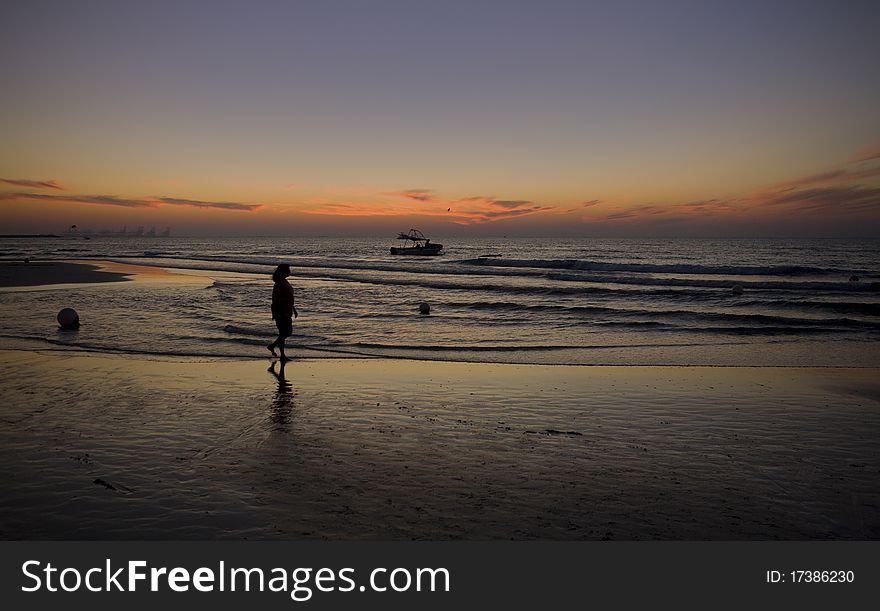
{"left": 267, "top": 264, "right": 298, "bottom": 361}
{"left": 268, "top": 359, "right": 293, "bottom": 432}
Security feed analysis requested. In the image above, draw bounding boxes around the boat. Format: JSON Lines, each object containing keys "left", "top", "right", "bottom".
{"left": 390, "top": 229, "right": 443, "bottom": 256}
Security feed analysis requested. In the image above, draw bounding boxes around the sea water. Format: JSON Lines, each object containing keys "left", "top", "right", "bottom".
{"left": 1, "top": 236, "right": 878, "bottom": 366}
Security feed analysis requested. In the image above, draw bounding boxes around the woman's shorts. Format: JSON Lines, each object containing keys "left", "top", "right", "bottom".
{"left": 275, "top": 317, "right": 293, "bottom": 338}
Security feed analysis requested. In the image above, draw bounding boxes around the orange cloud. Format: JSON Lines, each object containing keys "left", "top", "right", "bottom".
{"left": 747, "top": 186, "right": 880, "bottom": 212}
{"left": 1, "top": 178, "right": 64, "bottom": 190}
{"left": 0, "top": 192, "right": 155, "bottom": 207}
{"left": 603, "top": 205, "right": 667, "bottom": 221}
{"left": 156, "top": 197, "right": 262, "bottom": 211}
{"left": 761, "top": 166, "right": 880, "bottom": 193}
{"left": 303, "top": 188, "right": 553, "bottom": 224}
{"left": 382, "top": 189, "right": 436, "bottom": 202}
{"left": 585, "top": 142, "right": 880, "bottom": 225}
{"left": 0, "top": 192, "right": 263, "bottom": 211}
{"left": 300, "top": 203, "right": 404, "bottom": 217}
{"left": 851, "top": 140, "right": 880, "bottom": 163}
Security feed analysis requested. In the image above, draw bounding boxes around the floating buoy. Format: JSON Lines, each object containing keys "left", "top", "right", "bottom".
{"left": 731, "top": 285, "right": 744, "bottom": 295}
{"left": 57, "top": 308, "right": 80, "bottom": 329}
{"left": 418, "top": 302, "right": 430, "bottom": 315}
{"left": 849, "top": 275, "right": 860, "bottom": 282}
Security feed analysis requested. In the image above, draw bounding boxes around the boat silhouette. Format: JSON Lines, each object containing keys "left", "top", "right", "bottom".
{"left": 390, "top": 229, "right": 443, "bottom": 256}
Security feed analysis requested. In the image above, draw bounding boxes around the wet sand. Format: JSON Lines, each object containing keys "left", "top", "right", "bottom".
{"left": 0, "top": 349, "right": 877, "bottom": 540}
{"left": 0, "top": 261, "right": 132, "bottom": 287}
{"left": 0, "top": 259, "right": 209, "bottom": 290}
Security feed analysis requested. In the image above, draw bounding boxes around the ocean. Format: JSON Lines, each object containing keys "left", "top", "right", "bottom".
{"left": 1, "top": 236, "right": 879, "bottom": 366}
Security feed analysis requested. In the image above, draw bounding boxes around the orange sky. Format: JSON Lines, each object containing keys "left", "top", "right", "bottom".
{"left": 2, "top": 2, "right": 879, "bottom": 237}
{"left": 2, "top": 140, "right": 879, "bottom": 237}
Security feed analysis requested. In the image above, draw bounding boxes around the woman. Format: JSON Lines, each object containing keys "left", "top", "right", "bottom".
{"left": 267, "top": 263, "right": 297, "bottom": 360}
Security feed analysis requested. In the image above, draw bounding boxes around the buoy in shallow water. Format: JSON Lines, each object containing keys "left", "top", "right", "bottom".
{"left": 418, "top": 302, "right": 430, "bottom": 315}
{"left": 731, "top": 285, "right": 744, "bottom": 295}
{"left": 57, "top": 308, "right": 80, "bottom": 329}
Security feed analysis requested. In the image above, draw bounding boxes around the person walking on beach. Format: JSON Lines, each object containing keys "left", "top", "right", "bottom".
{"left": 268, "top": 263, "right": 297, "bottom": 361}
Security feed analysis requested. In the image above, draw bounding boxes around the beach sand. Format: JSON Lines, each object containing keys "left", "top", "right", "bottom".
{"left": 0, "top": 349, "right": 877, "bottom": 540}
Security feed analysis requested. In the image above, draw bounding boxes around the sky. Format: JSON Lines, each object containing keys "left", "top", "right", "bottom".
{"left": 1, "top": 0, "right": 879, "bottom": 237}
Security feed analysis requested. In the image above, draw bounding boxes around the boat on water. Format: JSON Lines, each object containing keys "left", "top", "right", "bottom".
{"left": 390, "top": 229, "right": 443, "bottom": 256}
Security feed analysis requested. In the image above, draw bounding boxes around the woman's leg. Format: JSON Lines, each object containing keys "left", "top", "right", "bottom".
{"left": 270, "top": 318, "right": 292, "bottom": 360}
{"left": 278, "top": 336, "right": 288, "bottom": 360}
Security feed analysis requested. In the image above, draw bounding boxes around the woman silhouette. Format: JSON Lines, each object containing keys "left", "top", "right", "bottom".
{"left": 267, "top": 263, "right": 297, "bottom": 360}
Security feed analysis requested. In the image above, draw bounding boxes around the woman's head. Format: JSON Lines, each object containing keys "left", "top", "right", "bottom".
{"left": 272, "top": 264, "right": 291, "bottom": 282}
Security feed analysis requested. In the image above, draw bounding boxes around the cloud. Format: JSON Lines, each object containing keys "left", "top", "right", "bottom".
{"left": 674, "top": 199, "right": 739, "bottom": 213}
{"left": 1, "top": 192, "right": 262, "bottom": 211}
{"left": 754, "top": 186, "right": 880, "bottom": 212}
{"left": 852, "top": 140, "right": 880, "bottom": 163}
{"left": 587, "top": 142, "right": 880, "bottom": 225}
{"left": 603, "top": 205, "right": 666, "bottom": 221}
{"left": 0, "top": 192, "right": 156, "bottom": 207}
{"left": 443, "top": 196, "right": 550, "bottom": 222}
{"left": 763, "top": 166, "right": 880, "bottom": 192}
{"left": 477, "top": 206, "right": 551, "bottom": 219}
{"left": 157, "top": 197, "right": 263, "bottom": 211}
{"left": 303, "top": 188, "right": 553, "bottom": 224}
{"left": 593, "top": 183, "right": 879, "bottom": 224}
{"left": 1, "top": 178, "right": 64, "bottom": 190}
{"left": 382, "top": 189, "right": 436, "bottom": 202}
{"left": 489, "top": 200, "right": 531, "bottom": 209}
{"left": 433, "top": 195, "right": 552, "bottom": 224}
{"left": 590, "top": 186, "right": 878, "bottom": 225}
{"left": 301, "top": 203, "right": 404, "bottom": 216}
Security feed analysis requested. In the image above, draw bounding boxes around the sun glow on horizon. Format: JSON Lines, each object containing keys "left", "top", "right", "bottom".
{"left": 2, "top": 2, "right": 879, "bottom": 237}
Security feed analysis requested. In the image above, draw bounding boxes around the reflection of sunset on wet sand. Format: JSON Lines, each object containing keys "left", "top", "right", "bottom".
{"left": 2, "top": 351, "right": 878, "bottom": 539}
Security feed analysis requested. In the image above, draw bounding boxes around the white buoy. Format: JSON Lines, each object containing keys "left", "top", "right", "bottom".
{"left": 418, "top": 302, "right": 430, "bottom": 315}
{"left": 731, "top": 285, "right": 744, "bottom": 295}
{"left": 57, "top": 308, "right": 80, "bottom": 329}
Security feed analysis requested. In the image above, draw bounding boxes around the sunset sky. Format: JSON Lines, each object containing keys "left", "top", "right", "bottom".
{"left": 1, "top": 0, "right": 879, "bottom": 237}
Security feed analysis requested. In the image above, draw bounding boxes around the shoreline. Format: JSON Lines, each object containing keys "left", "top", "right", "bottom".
{"left": 0, "top": 257, "right": 878, "bottom": 367}
{"left": 1, "top": 349, "right": 878, "bottom": 540}
{"left": 4, "top": 342, "right": 880, "bottom": 368}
